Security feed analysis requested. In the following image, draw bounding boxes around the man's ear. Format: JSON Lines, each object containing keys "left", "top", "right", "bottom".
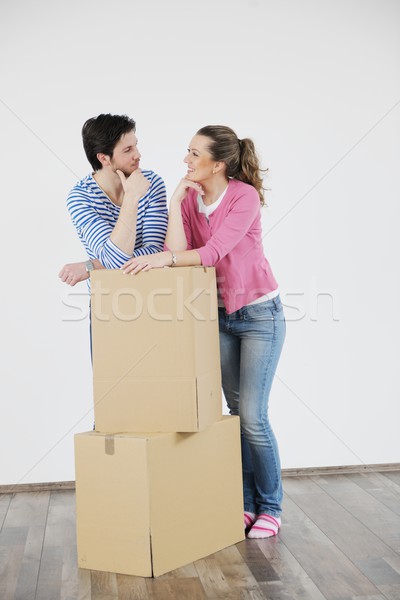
{"left": 97, "top": 152, "right": 111, "bottom": 168}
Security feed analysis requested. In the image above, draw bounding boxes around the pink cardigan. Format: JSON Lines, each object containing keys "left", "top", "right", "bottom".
{"left": 180, "top": 179, "right": 278, "bottom": 313}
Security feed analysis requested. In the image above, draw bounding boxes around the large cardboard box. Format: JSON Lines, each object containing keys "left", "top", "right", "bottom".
{"left": 91, "top": 267, "right": 222, "bottom": 433}
{"left": 74, "top": 416, "right": 244, "bottom": 577}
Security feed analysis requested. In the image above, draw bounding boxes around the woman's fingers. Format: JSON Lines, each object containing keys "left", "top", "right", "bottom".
{"left": 183, "top": 179, "right": 204, "bottom": 194}
{"left": 122, "top": 260, "right": 147, "bottom": 274}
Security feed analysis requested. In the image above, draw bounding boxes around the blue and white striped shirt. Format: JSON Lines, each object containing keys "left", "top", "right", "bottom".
{"left": 67, "top": 170, "right": 168, "bottom": 270}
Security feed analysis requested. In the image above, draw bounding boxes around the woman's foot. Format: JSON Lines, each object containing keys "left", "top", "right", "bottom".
{"left": 244, "top": 511, "right": 256, "bottom": 531}
{"left": 247, "top": 514, "right": 281, "bottom": 538}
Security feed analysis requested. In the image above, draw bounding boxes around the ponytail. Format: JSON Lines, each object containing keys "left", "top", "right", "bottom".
{"left": 236, "top": 138, "right": 266, "bottom": 206}
{"left": 196, "top": 125, "right": 267, "bottom": 205}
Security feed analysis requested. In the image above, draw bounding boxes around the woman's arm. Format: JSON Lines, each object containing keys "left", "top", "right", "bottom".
{"left": 165, "top": 179, "right": 203, "bottom": 250}
{"left": 121, "top": 249, "right": 201, "bottom": 274}
{"left": 165, "top": 200, "right": 187, "bottom": 251}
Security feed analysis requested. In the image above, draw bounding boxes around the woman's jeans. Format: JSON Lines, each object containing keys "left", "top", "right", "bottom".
{"left": 218, "top": 295, "right": 286, "bottom": 517}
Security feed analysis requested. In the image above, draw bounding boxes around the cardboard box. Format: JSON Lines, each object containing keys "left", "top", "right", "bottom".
{"left": 91, "top": 268, "right": 222, "bottom": 433}
{"left": 74, "top": 416, "right": 244, "bottom": 577}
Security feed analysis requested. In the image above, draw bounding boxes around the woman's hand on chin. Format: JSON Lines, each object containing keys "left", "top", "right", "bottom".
{"left": 170, "top": 178, "right": 204, "bottom": 204}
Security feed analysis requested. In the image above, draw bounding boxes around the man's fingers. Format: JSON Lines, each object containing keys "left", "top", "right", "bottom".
{"left": 116, "top": 169, "right": 126, "bottom": 185}
{"left": 59, "top": 267, "right": 75, "bottom": 285}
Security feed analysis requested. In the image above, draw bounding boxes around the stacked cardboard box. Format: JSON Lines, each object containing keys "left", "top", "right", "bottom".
{"left": 74, "top": 267, "right": 245, "bottom": 577}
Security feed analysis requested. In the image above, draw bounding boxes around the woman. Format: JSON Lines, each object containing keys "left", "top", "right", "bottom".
{"left": 122, "top": 125, "right": 286, "bottom": 539}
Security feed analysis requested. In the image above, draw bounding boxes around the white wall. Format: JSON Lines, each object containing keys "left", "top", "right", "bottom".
{"left": 1, "top": 0, "right": 399, "bottom": 485}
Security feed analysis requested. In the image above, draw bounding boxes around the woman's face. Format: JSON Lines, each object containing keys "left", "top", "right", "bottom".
{"left": 184, "top": 135, "right": 216, "bottom": 183}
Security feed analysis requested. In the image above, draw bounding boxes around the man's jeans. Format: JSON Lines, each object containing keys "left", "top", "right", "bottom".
{"left": 218, "top": 295, "right": 286, "bottom": 517}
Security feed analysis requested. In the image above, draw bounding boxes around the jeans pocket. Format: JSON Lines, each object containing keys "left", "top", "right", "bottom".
{"left": 244, "top": 302, "right": 275, "bottom": 321}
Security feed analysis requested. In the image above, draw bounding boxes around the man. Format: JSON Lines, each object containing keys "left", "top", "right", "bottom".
{"left": 59, "top": 113, "right": 168, "bottom": 285}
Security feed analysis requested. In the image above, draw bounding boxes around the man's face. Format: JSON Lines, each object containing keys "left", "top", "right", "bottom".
{"left": 109, "top": 130, "right": 141, "bottom": 177}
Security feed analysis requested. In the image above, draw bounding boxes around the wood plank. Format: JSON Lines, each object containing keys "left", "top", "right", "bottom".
{"left": 236, "top": 538, "right": 281, "bottom": 586}
{"left": 352, "top": 557, "right": 400, "bottom": 586}
{"left": 0, "top": 544, "right": 26, "bottom": 600}
{"left": 212, "top": 545, "right": 244, "bottom": 566}
{"left": 377, "top": 583, "right": 400, "bottom": 599}
{"left": 383, "top": 553, "right": 400, "bottom": 575}
{"left": 0, "top": 496, "right": 30, "bottom": 600}
{"left": 380, "top": 471, "right": 400, "bottom": 488}
{"left": 285, "top": 476, "right": 396, "bottom": 562}
{"left": 349, "top": 594, "right": 386, "bottom": 600}
{"left": 60, "top": 544, "right": 79, "bottom": 600}
{"left": 116, "top": 573, "right": 149, "bottom": 599}
{"left": 377, "top": 472, "right": 400, "bottom": 496}
{"left": 212, "top": 545, "right": 266, "bottom": 600}
{"left": 157, "top": 562, "right": 198, "bottom": 579}
{"left": 349, "top": 472, "right": 400, "bottom": 516}
{"left": 1, "top": 492, "right": 50, "bottom": 600}
{"left": 314, "top": 474, "right": 400, "bottom": 554}
{"left": 35, "top": 490, "right": 76, "bottom": 600}
{"left": 35, "top": 545, "right": 63, "bottom": 600}
{"left": 194, "top": 556, "right": 234, "bottom": 598}
{"left": 14, "top": 524, "right": 46, "bottom": 600}
{"left": 377, "top": 556, "right": 400, "bottom": 600}
{"left": 279, "top": 491, "right": 380, "bottom": 599}
{"left": 219, "top": 567, "right": 265, "bottom": 600}
{"left": 286, "top": 476, "right": 400, "bottom": 599}
{"left": 77, "top": 568, "right": 92, "bottom": 600}
{"left": 146, "top": 577, "right": 207, "bottom": 600}
{"left": 60, "top": 491, "right": 78, "bottom": 600}
{"left": 2, "top": 492, "right": 50, "bottom": 528}
{"left": 90, "top": 570, "right": 119, "bottom": 598}
{"left": 0, "top": 525, "right": 29, "bottom": 546}
{"left": 0, "top": 494, "right": 12, "bottom": 529}
{"left": 256, "top": 536, "right": 327, "bottom": 599}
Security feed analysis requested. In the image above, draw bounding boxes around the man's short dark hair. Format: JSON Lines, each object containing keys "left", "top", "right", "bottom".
{"left": 82, "top": 114, "right": 136, "bottom": 171}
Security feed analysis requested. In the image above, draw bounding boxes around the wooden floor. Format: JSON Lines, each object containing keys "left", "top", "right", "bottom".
{"left": 1, "top": 471, "right": 400, "bottom": 600}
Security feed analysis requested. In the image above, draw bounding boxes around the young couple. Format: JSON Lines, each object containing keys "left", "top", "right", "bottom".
{"left": 60, "top": 114, "right": 286, "bottom": 539}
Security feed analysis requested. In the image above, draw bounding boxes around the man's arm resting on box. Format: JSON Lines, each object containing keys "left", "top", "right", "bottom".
{"left": 67, "top": 170, "right": 150, "bottom": 269}
{"left": 62, "top": 172, "right": 168, "bottom": 285}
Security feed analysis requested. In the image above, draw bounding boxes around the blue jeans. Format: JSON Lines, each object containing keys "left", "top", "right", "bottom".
{"left": 219, "top": 295, "right": 286, "bottom": 517}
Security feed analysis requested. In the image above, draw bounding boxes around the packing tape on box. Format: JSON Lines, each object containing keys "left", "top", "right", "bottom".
{"left": 104, "top": 435, "right": 115, "bottom": 455}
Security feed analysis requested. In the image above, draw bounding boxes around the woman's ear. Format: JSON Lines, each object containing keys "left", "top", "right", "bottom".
{"left": 214, "top": 161, "right": 226, "bottom": 174}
